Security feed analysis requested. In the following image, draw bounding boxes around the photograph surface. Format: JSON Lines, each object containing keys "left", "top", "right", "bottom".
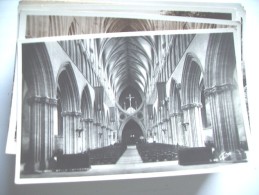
{"left": 25, "top": 15, "right": 234, "bottom": 39}
{"left": 16, "top": 29, "right": 250, "bottom": 184}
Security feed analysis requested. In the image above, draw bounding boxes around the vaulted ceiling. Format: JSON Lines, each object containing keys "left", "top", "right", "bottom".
{"left": 57, "top": 18, "right": 198, "bottom": 103}
{"left": 60, "top": 33, "right": 177, "bottom": 103}
{"left": 98, "top": 35, "right": 158, "bottom": 95}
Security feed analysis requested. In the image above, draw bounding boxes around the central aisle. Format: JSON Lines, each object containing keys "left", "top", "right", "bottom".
{"left": 116, "top": 145, "right": 143, "bottom": 164}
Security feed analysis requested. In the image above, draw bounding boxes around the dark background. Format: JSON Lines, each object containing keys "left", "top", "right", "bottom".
{"left": 1, "top": 0, "right": 259, "bottom": 195}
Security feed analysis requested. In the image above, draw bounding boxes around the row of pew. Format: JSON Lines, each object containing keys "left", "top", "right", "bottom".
{"left": 137, "top": 143, "right": 181, "bottom": 162}
{"left": 54, "top": 153, "right": 90, "bottom": 171}
{"left": 53, "top": 143, "right": 127, "bottom": 171}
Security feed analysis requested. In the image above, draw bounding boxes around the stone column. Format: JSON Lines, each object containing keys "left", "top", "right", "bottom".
{"left": 155, "top": 124, "right": 159, "bottom": 143}
{"left": 158, "top": 122, "right": 162, "bottom": 143}
{"left": 106, "top": 128, "right": 109, "bottom": 146}
{"left": 108, "top": 132, "right": 112, "bottom": 145}
{"left": 92, "top": 122, "right": 98, "bottom": 149}
{"left": 161, "top": 120, "right": 166, "bottom": 144}
{"left": 205, "top": 84, "right": 241, "bottom": 161}
{"left": 103, "top": 127, "right": 106, "bottom": 147}
{"left": 94, "top": 122, "right": 101, "bottom": 148}
{"left": 106, "top": 127, "right": 109, "bottom": 146}
{"left": 163, "top": 101, "right": 171, "bottom": 144}
{"left": 163, "top": 118, "right": 171, "bottom": 144}
{"left": 24, "top": 96, "right": 57, "bottom": 173}
{"left": 75, "top": 119, "right": 85, "bottom": 153}
{"left": 166, "top": 118, "right": 173, "bottom": 144}
{"left": 82, "top": 121, "right": 87, "bottom": 152}
{"left": 82, "top": 119, "right": 90, "bottom": 150}
{"left": 81, "top": 118, "right": 92, "bottom": 152}
{"left": 169, "top": 114, "right": 177, "bottom": 145}
{"left": 107, "top": 127, "right": 111, "bottom": 146}
{"left": 170, "top": 113, "right": 185, "bottom": 146}
{"left": 101, "top": 125, "right": 106, "bottom": 147}
{"left": 153, "top": 125, "right": 158, "bottom": 143}
{"left": 155, "top": 124, "right": 158, "bottom": 143}
{"left": 75, "top": 128, "right": 83, "bottom": 153}
{"left": 88, "top": 119, "right": 94, "bottom": 149}
{"left": 181, "top": 103, "right": 204, "bottom": 147}
{"left": 149, "top": 128, "right": 153, "bottom": 142}
{"left": 62, "top": 111, "right": 81, "bottom": 154}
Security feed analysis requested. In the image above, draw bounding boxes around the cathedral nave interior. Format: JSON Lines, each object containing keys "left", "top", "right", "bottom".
{"left": 20, "top": 25, "right": 248, "bottom": 177}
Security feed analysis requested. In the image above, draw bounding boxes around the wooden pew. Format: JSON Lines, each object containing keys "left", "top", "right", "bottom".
{"left": 55, "top": 153, "right": 90, "bottom": 171}
{"left": 137, "top": 143, "right": 179, "bottom": 163}
{"left": 178, "top": 147, "right": 212, "bottom": 165}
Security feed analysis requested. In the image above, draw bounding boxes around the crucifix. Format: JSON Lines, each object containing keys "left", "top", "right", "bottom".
{"left": 126, "top": 93, "right": 134, "bottom": 108}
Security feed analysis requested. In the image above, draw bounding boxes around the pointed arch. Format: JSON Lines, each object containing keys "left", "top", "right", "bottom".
{"left": 81, "top": 84, "right": 93, "bottom": 119}
{"left": 180, "top": 53, "right": 204, "bottom": 147}
{"left": 181, "top": 53, "right": 203, "bottom": 107}
{"left": 118, "top": 117, "right": 145, "bottom": 140}
{"left": 23, "top": 43, "right": 55, "bottom": 98}
{"left": 170, "top": 79, "right": 182, "bottom": 114}
{"left": 56, "top": 63, "right": 81, "bottom": 154}
{"left": 57, "top": 63, "right": 80, "bottom": 112}
{"left": 80, "top": 84, "right": 93, "bottom": 152}
{"left": 204, "top": 33, "right": 236, "bottom": 88}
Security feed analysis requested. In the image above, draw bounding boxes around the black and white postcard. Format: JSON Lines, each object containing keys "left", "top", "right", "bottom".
{"left": 15, "top": 26, "right": 251, "bottom": 184}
